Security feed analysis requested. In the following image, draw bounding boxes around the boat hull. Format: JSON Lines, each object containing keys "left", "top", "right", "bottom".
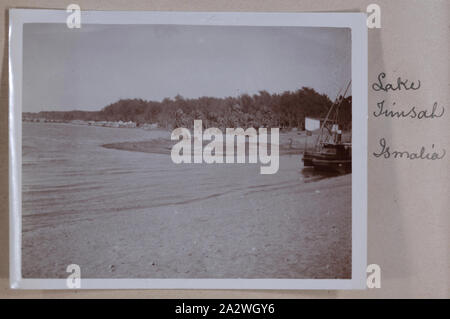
{"left": 302, "top": 146, "right": 352, "bottom": 174}
{"left": 302, "top": 153, "right": 314, "bottom": 167}
{"left": 311, "top": 158, "right": 351, "bottom": 174}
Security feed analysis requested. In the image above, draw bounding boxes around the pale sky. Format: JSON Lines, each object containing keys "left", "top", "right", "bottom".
{"left": 23, "top": 23, "right": 351, "bottom": 112}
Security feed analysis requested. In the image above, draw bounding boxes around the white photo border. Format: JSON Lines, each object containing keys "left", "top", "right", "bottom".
{"left": 9, "top": 9, "right": 368, "bottom": 290}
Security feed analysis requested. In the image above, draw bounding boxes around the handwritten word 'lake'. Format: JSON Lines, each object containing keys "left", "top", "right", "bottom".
{"left": 372, "top": 72, "right": 421, "bottom": 92}
{"left": 373, "top": 101, "right": 445, "bottom": 119}
{"left": 373, "top": 138, "right": 446, "bottom": 160}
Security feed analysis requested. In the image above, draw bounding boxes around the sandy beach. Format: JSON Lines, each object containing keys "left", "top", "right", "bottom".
{"left": 101, "top": 129, "right": 351, "bottom": 157}
{"left": 23, "top": 172, "right": 351, "bottom": 279}
{"left": 101, "top": 129, "right": 320, "bottom": 156}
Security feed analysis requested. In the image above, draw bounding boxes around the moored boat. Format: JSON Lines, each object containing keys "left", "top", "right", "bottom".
{"left": 305, "top": 143, "right": 351, "bottom": 174}
{"left": 302, "top": 81, "right": 352, "bottom": 173}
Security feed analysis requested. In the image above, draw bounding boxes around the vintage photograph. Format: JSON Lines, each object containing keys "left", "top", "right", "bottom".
{"left": 11, "top": 11, "right": 366, "bottom": 288}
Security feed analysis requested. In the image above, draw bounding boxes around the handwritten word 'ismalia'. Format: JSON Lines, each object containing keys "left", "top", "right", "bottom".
{"left": 372, "top": 72, "right": 421, "bottom": 92}
{"left": 373, "top": 138, "right": 446, "bottom": 160}
{"left": 373, "top": 101, "right": 445, "bottom": 119}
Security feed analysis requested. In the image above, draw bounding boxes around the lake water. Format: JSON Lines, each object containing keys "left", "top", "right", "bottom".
{"left": 22, "top": 122, "right": 312, "bottom": 228}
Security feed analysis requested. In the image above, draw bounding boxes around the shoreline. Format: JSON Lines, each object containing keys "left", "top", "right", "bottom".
{"left": 24, "top": 121, "right": 351, "bottom": 156}
{"left": 101, "top": 135, "right": 316, "bottom": 156}
{"left": 101, "top": 130, "right": 321, "bottom": 156}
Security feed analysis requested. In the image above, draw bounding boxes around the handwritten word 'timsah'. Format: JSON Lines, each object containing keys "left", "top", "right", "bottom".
{"left": 373, "top": 101, "right": 445, "bottom": 119}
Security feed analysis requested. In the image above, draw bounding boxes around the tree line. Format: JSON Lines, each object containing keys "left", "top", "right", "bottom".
{"left": 24, "top": 87, "right": 352, "bottom": 130}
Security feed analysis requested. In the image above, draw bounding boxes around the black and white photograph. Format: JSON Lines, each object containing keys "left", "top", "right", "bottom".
{"left": 9, "top": 10, "right": 367, "bottom": 289}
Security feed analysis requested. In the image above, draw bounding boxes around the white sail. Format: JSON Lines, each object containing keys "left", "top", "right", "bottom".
{"left": 305, "top": 117, "right": 321, "bottom": 131}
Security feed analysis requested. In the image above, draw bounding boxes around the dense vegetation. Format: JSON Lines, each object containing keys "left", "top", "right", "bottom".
{"left": 24, "top": 87, "right": 352, "bottom": 130}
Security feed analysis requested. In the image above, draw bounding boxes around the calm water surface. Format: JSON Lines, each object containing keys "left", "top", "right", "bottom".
{"left": 22, "top": 122, "right": 320, "bottom": 229}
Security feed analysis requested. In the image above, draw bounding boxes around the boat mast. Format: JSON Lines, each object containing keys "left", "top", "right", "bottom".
{"left": 316, "top": 81, "right": 351, "bottom": 147}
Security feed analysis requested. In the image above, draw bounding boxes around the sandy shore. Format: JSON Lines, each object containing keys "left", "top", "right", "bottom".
{"left": 102, "top": 131, "right": 320, "bottom": 156}
{"left": 23, "top": 173, "right": 351, "bottom": 279}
